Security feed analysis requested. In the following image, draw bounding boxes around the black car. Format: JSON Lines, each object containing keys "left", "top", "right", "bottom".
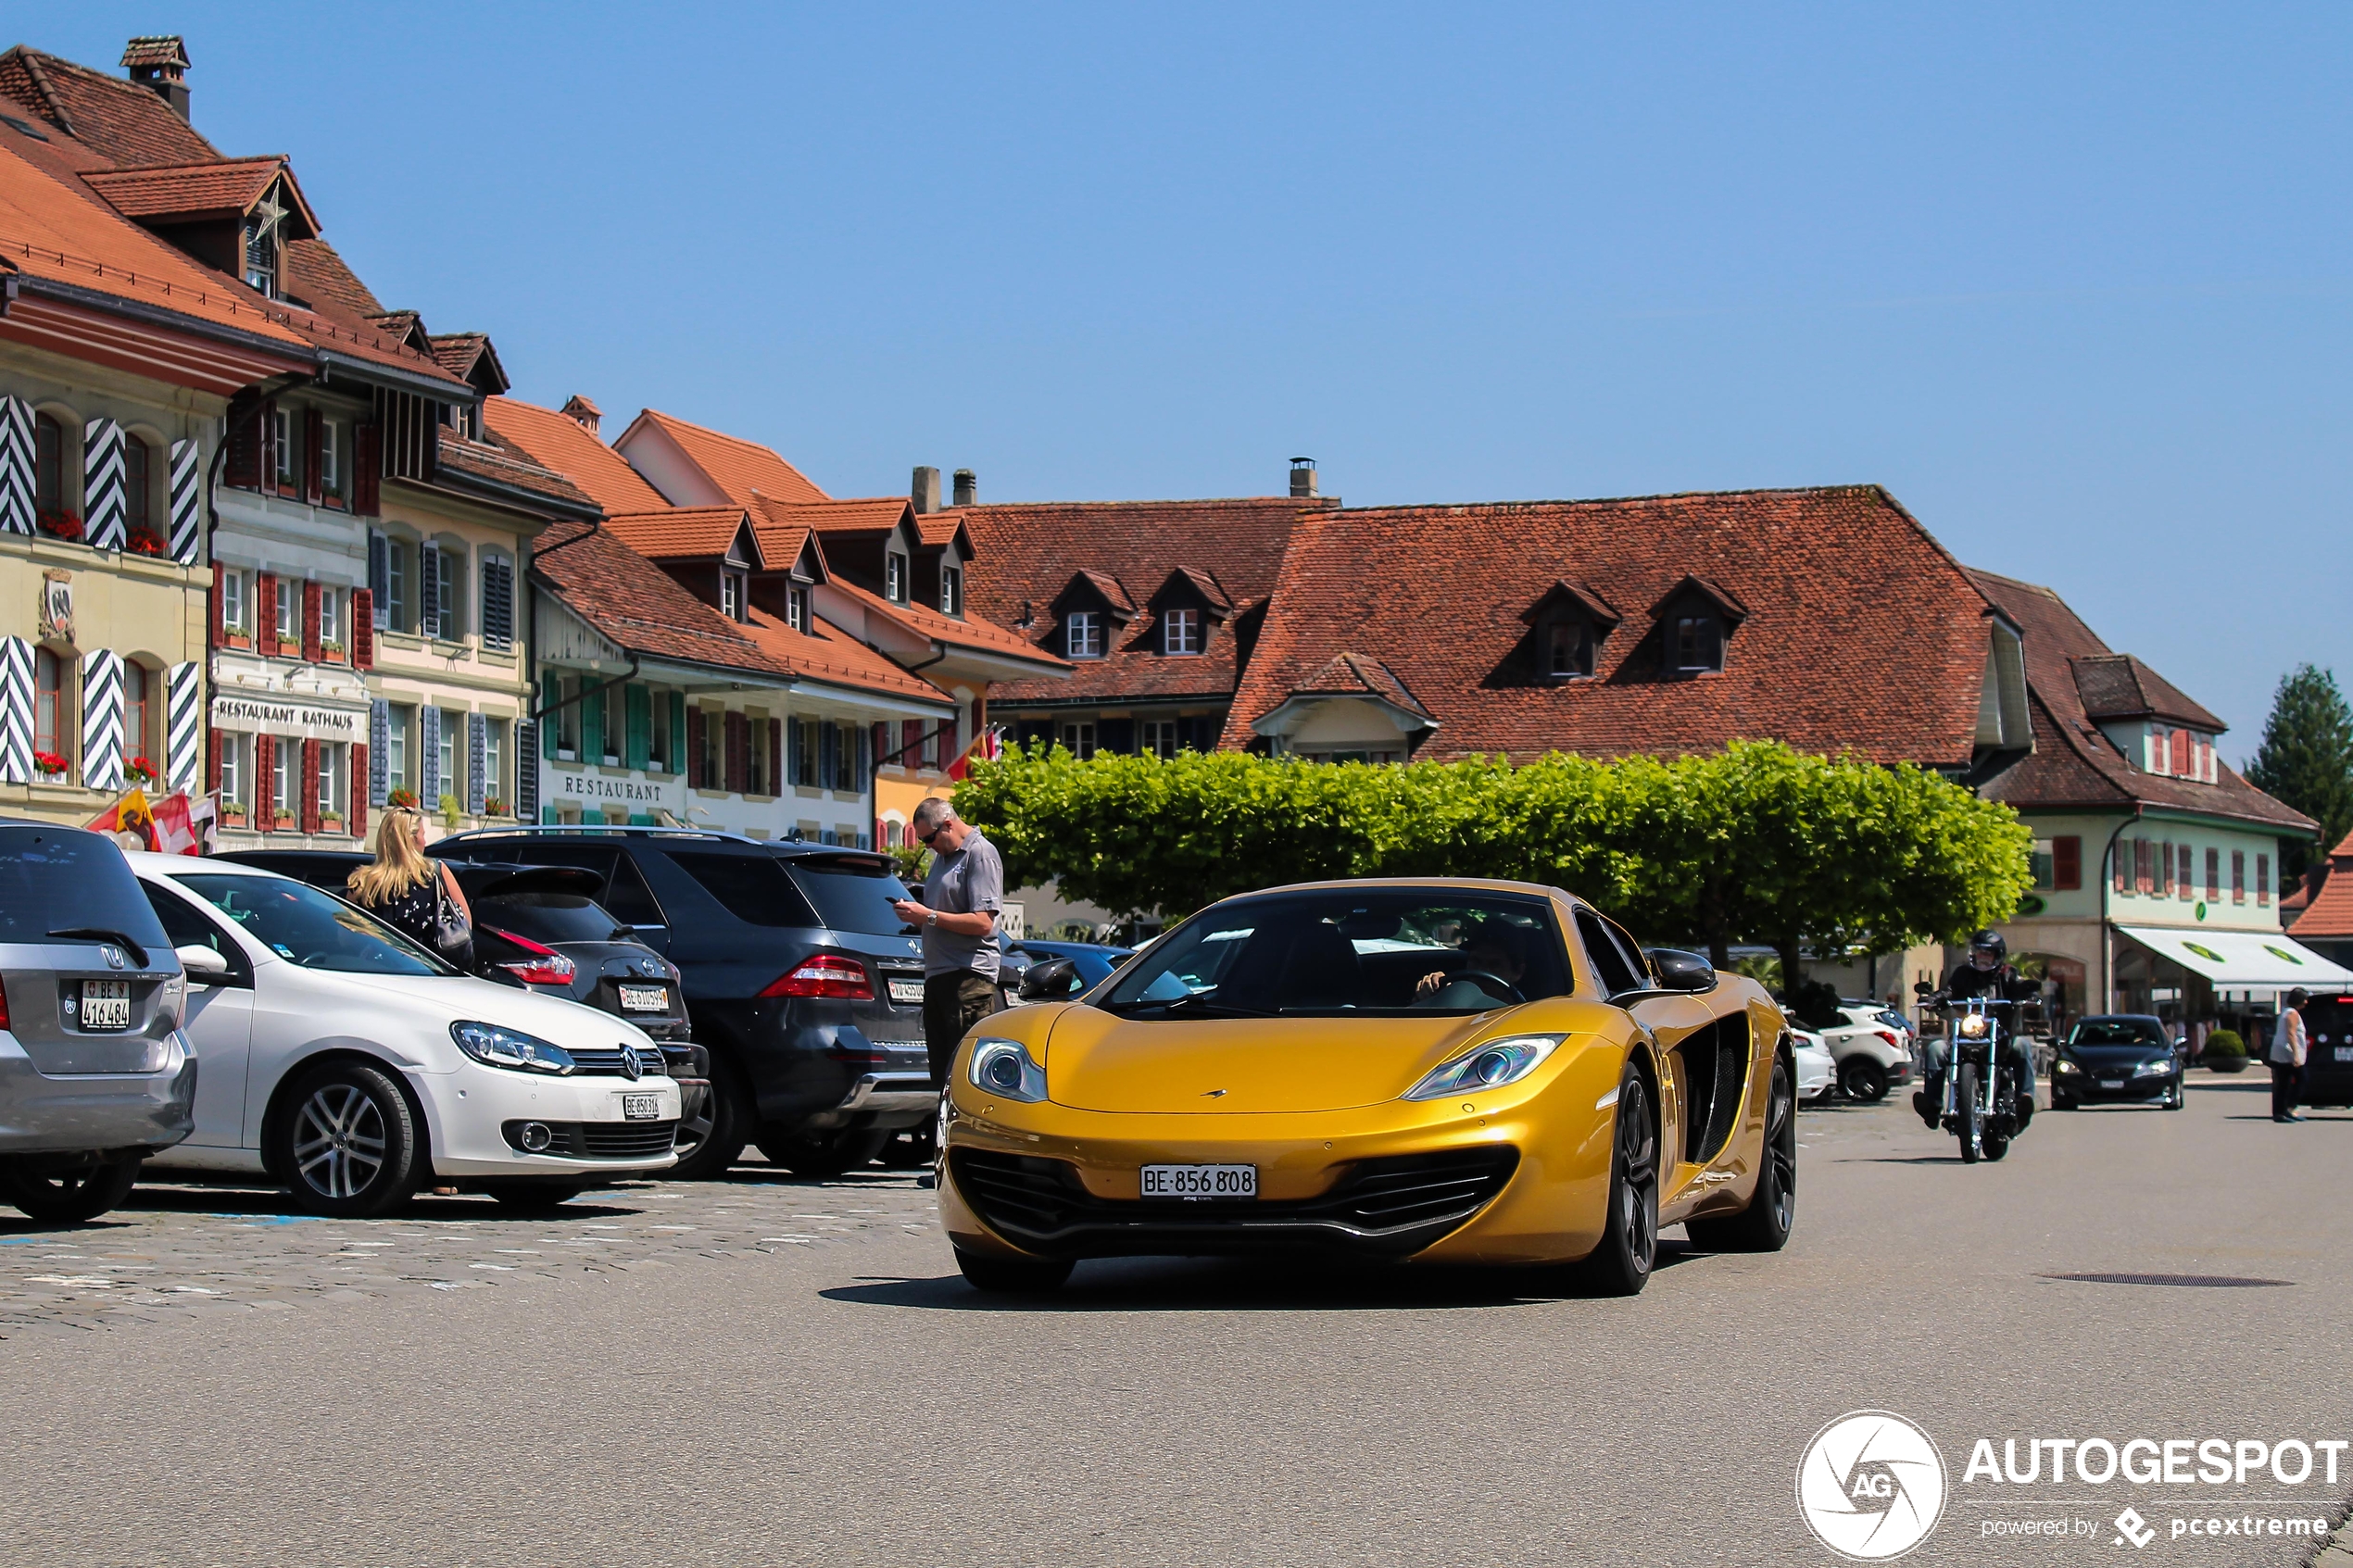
{"left": 429, "top": 828, "right": 936, "bottom": 1179}
{"left": 217, "top": 848, "right": 714, "bottom": 1158}
{"left": 2050, "top": 1014, "right": 2184, "bottom": 1110}
{"left": 2299, "top": 995, "right": 2353, "bottom": 1109}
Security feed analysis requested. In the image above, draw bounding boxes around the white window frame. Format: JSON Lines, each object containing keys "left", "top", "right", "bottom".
{"left": 484, "top": 721, "right": 506, "bottom": 810}
{"left": 432, "top": 547, "right": 459, "bottom": 641}
{"left": 941, "top": 566, "right": 963, "bottom": 617}
{"left": 1061, "top": 721, "right": 1097, "bottom": 760}
{"left": 271, "top": 737, "right": 293, "bottom": 816}
{"left": 1066, "top": 610, "right": 1102, "bottom": 659}
{"left": 219, "top": 733, "right": 244, "bottom": 806}
{"left": 1163, "top": 608, "right": 1201, "bottom": 656}
{"left": 437, "top": 709, "right": 459, "bottom": 803}
{"left": 320, "top": 420, "right": 339, "bottom": 496}
{"left": 275, "top": 581, "right": 296, "bottom": 644}
{"left": 787, "top": 586, "right": 810, "bottom": 632}
{"left": 319, "top": 586, "right": 342, "bottom": 657}
{"left": 885, "top": 553, "right": 906, "bottom": 603}
{"left": 271, "top": 408, "right": 294, "bottom": 486}
{"left": 222, "top": 569, "right": 248, "bottom": 633}
{"left": 384, "top": 538, "right": 408, "bottom": 633}
{"left": 386, "top": 706, "right": 410, "bottom": 792}
{"left": 722, "top": 571, "right": 744, "bottom": 621}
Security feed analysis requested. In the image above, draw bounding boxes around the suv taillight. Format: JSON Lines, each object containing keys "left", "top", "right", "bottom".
{"left": 761, "top": 954, "right": 874, "bottom": 1000}
{"left": 492, "top": 928, "right": 577, "bottom": 986}
{"left": 0, "top": 975, "right": 9, "bottom": 1032}
{"left": 1875, "top": 1029, "right": 1904, "bottom": 1051}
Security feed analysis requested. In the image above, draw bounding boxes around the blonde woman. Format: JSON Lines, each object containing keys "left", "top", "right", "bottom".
{"left": 346, "top": 807, "right": 474, "bottom": 966}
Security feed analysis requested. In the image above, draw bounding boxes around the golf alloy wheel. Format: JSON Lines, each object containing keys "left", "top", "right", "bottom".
{"left": 295, "top": 1083, "right": 388, "bottom": 1200}
{"left": 271, "top": 1061, "right": 421, "bottom": 1218}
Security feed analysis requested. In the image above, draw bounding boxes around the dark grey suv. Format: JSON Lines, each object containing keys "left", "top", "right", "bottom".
{"left": 0, "top": 821, "right": 197, "bottom": 1220}
{"left": 431, "top": 828, "right": 934, "bottom": 1177}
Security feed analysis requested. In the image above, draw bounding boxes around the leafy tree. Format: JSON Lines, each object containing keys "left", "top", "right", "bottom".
{"left": 2245, "top": 664, "right": 2353, "bottom": 878}
{"left": 956, "top": 740, "right": 2032, "bottom": 963}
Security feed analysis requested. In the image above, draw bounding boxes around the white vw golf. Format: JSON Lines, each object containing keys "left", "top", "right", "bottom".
{"left": 128, "top": 854, "right": 680, "bottom": 1215}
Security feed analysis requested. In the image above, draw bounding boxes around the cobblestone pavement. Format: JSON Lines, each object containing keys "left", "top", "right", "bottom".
{"left": 0, "top": 1159, "right": 937, "bottom": 1338}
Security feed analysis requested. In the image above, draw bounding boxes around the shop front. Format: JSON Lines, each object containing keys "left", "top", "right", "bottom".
{"left": 2113, "top": 925, "right": 2353, "bottom": 1054}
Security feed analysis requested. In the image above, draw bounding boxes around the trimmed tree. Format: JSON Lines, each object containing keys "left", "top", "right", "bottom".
{"left": 2245, "top": 664, "right": 2353, "bottom": 878}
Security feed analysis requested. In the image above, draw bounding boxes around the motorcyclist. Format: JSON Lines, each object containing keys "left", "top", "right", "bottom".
{"left": 1913, "top": 929, "right": 2039, "bottom": 1132}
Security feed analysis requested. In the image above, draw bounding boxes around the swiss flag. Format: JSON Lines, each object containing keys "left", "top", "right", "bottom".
{"left": 945, "top": 725, "right": 1002, "bottom": 783}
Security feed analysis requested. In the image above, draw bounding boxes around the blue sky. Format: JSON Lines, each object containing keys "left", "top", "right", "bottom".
{"left": 31, "top": 5, "right": 2352, "bottom": 749}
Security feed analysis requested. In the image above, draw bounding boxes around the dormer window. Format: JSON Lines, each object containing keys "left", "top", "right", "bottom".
{"left": 244, "top": 218, "right": 277, "bottom": 297}
{"left": 1672, "top": 613, "right": 1721, "bottom": 673}
{"left": 721, "top": 571, "right": 746, "bottom": 621}
{"left": 885, "top": 552, "right": 907, "bottom": 604}
{"left": 1520, "top": 580, "right": 1621, "bottom": 684}
{"left": 941, "top": 565, "right": 963, "bottom": 618}
{"left": 786, "top": 585, "right": 810, "bottom": 633}
{"left": 1547, "top": 620, "right": 1596, "bottom": 679}
{"left": 1163, "top": 608, "right": 1202, "bottom": 656}
{"left": 1065, "top": 610, "right": 1103, "bottom": 659}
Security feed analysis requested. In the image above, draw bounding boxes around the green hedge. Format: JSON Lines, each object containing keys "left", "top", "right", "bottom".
{"left": 957, "top": 739, "right": 2032, "bottom": 960}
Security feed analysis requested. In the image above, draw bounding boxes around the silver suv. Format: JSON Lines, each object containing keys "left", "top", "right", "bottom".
{"left": 0, "top": 820, "right": 195, "bottom": 1221}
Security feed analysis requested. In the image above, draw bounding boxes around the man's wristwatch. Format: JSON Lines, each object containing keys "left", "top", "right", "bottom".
{"left": 926, "top": 910, "right": 938, "bottom": 928}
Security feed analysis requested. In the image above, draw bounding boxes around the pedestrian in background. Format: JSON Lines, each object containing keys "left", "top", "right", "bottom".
{"left": 2271, "top": 987, "right": 2310, "bottom": 1123}
{"left": 888, "top": 798, "right": 1004, "bottom": 1085}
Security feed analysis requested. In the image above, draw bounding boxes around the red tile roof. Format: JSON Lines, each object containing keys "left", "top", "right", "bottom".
{"left": 825, "top": 575, "right": 1072, "bottom": 670}
{"left": 603, "top": 508, "right": 758, "bottom": 563}
{"left": 282, "top": 237, "right": 382, "bottom": 317}
{"left": 752, "top": 495, "right": 908, "bottom": 537}
{"left": 1287, "top": 652, "right": 1432, "bottom": 721}
{"left": 429, "top": 332, "right": 508, "bottom": 394}
{"left": 1227, "top": 486, "right": 1999, "bottom": 763}
{"left": 0, "top": 45, "right": 221, "bottom": 168}
{"left": 2070, "top": 653, "right": 2225, "bottom": 731}
{"left": 484, "top": 395, "right": 672, "bottom": 516}
{"left": 531, "top": 520, "right": 786, "bottom": 676}
{"left": 963, "top": 495, "right": 1326, "bottom": 705}
{"left": 1966, "top": 568, "right": 2314, "bottom": 832}
{"left": 432, "top": 428, "right": 595, "bottom": 513}
{"left": 2288, "top": 834, "right": 2353, "bottom": 939}
{"left": 625, "top": 408, "right": 829, "bottom": 506}
{"left": 739, "top": 608, "right": 959, "bottom": 707}
{"left": 82, "top": 156, "right": 317, "bottom": 231}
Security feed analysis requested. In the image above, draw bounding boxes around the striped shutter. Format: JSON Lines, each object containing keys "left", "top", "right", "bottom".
{"left": 167, "top": 438, "right": 202, "bottom": 562}
{"left": 369, "top": 700, "right": 389, "bottom": 808}
{"left": 467, "top": 711, "right": 487, "bottom": 816}
{"left": 481, "top": 557, "right": 514, "bottom": 651}
{"left": 420, "top": 704, "right": 442, "bottom": 808}
{"left": 419, "top": 544, "right": 440, "bottom": 639}
{"left": 164, "top": 660, "right": 202, "bottom": 794}
{"left": 0, "top": 397, "right": 32, "bottom": 535}
{"left": 0, "top": 635, "right": 31, "bottom": 782}
{"left": 82, "top": 649, "right": 124, "bottom": 789}
{"left": 516, "top": 717, "right": 538, "bottom": 822}
{"left": 82, "top": 420, "right": 127, "bottom": 550}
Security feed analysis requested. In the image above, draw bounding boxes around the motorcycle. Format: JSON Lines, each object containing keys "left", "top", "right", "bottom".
{"left": 1924, "top": 993, "right": 2030, "bottom": 1163}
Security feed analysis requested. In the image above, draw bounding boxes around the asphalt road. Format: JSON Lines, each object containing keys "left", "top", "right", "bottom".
{"left": 1, "top": 1070, "right": 2348, "bottom": 1568}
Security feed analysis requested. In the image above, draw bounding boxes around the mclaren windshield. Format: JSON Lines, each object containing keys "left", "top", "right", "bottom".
{"left": 1098, "top": 889, "right": 1571, "bottom": 1019}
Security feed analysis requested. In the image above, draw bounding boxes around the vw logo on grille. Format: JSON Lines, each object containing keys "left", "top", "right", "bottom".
{"left": 618, "top": 1046, "right": 643, "bottom": 1081}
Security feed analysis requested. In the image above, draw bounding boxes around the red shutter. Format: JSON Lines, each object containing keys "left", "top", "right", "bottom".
{"left": 206, "top": 727, "right": 221, "bottom": 793}
{"left": 2053, "top": 836, "right": 2082, "bottom": 891}
{"left": 304, "top": 408, "right": 323, "bottom": 504}
{"left": 208, "top": 568, "right": 225, "bottom": 648}
{"left": 302, "top": 581, "right": 322, "bottom": 662}
{"left": 350, "top": 745, "right": 368, "bottom": 843}
{"left": 255, "top": 574, "right": 277, "bottom": 655}
{"left": 255, "top": 735, "right": 275, "bottom": 830}
{"left": 939, "top": 715, "right": 958, "bottom": 764}
{"left": 351, "top": 588, "right": 375, "bottom": 669}
{"left": 301, "top": 740, "right": 321, "bottom": 834}
{"left": 225, "top": 406, "right": 260, "bottom": 490}
{"left": 770, "top": 721, "right": 783, "bottom": 794}
{"left": 258, "top": 401, "right": 279, "bottom": 494}
{"left": 353, "top": 423, "right": 381, "bottom": 517}
{"left": 686, "top": 707, "right": 705, "bottom": 789}
{"left": 724, "top": 711, "right": 749, "bottom": 795}
{"left": 900, "top": 719, "right": 921, "bottom": 770}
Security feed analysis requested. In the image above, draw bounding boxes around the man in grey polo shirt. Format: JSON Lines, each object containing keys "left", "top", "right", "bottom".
{"left": 888, "top": 797, "right": 1005, "bottom": 1085}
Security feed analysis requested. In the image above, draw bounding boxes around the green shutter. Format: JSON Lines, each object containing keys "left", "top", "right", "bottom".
{"left": 670, "top": 691, "right": 688, "bottom": 775}
{"left": 582, "top": 681, "right": 605, "bottom": 763}
{"left": 625, "top": 684, "right": 652, "bottom": 771}
{"left": 541, "top": 689, "right": 558, "bottom": 760}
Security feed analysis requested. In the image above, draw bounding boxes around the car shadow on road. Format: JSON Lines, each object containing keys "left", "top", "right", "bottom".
{"left": 822, "top": 1243, "right": 1708, "bottom": 1313}
{"left": 118, "top": 1182, "right": 655, "bottom": 1223}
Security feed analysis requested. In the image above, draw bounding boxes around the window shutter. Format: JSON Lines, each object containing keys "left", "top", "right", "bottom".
{"left": 420, "top": 705, "right": 441, "bottom": 808}
{"left": 770, "top": 717, "right": 783, "bottom": 793}
{"left": 303, "top": 408, "right": 323, "bottom": 504}
{"left": 481, "top": 558, "right": 514, "bottom": 651}
{"left": 516, "top": 722, "right": 539, "bottom": 823}
{"left": 208, "top": 568, "right": 225, "bottom": 649}
{"left": 82, "top": 419, "right": 127, "bottom": 549}
{"left": 257, "top": 401, "right": 279, "bottom": 495}
{"left": 856, "top": 723, "right": 872, "bottom": 790}
{"left": 255, "top": 573, "right": 276, "bottom": 654}
{"left": 367, "top": 700, "right": 390, "bottom": 809}
{"left": 301, "top": 581, "right": 322, "bottom": 662}
{"left": 684, "top": 706, "right": 703, "bottom": 789}
{"left": 300, "top": 739, "right": 321, "bottom": 834}
{"left": 582, "top": 679, "right": 605, "bottom": 763}
{"left": 351, "top": 589, "right": 374, "bottom": 669}
{"left": 350, "top": 744, "right": 369, "bottom": 844}
{"left": 467, "top": 712, "right": 487, "bottom": 817}
{"left": 80, "top": 649, "right": 123, "bottom": 789}
{"left": 624, "top": 684, "right": 651, "bottom": 771}
{"left": 1099, "top": 718, "right": 1135, "bottom": 756}
{"left": 940, "top": 715, "right": 959, "bottom": 765}
{"left": 225, "top": 403, "right": 261, "bottom": 491}
{"left": 785, "top": 714, "right": 800, "bottom": 787}
{"left": 725, "top": 711, "right": 749, "bottom": 795}
{"left": 352, "top": 423, "right": 380, "bottom": 516}
{"left": 0, "top": 635, "right": 31, "bottom": 783}
{"left": 164, "top": 660, "right": 201, "bottom": 795}
{"left": 541, "top": 690, "right": 559, "bottom": 761}
{"left": 0, "top": 396, "right": 31, "bottom": 535}
{"left": 367, "top": 530, "right": 389, "bottom": 620}
{"left": 255, "top": 734, "right": 275, "bottom": 828}
{"left": 206, "top": 725, "right": 221, "bottom": 795}
{"left": 419, "top": 544, "right": 440, "bottom": 639}
{"left": 2053, "top": 835, "right": 2082, "bottom": 891}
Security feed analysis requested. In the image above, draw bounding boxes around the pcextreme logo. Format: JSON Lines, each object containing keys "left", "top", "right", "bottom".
{"left": 1798, "top": 1410, "right": 1949, "bottom": 1561}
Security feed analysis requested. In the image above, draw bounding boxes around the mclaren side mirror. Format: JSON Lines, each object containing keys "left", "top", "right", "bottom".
{"left": 1647, "top": 948, "right": 1718, "bottom": 994}
{"left": 1017, "top": 956, "right": 1081, "bottom": 1001}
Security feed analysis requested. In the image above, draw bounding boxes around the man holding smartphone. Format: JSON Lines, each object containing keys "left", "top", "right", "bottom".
{"left": 889, "top": 797, "right": 1006, "bottom": 1085}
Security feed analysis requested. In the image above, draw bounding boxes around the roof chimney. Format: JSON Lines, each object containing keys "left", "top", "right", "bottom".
{"left": 912, "top": 465, "right": 942, "bottom": 514}
{"left": 121, "top": 36, "right": 191, "bottom": 121}
{"left": 951, "top": 468, "right": 976, "bottom": 508}
{"left": 560, "top": 395, "right": 602, "bottom": 435}
{"left": 1289, "top": 458, "right": 1318, "bottom": 498}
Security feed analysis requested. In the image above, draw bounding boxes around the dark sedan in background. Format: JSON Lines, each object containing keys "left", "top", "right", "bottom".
{"left": 2050, "top": 1014, "right": 2184, "bottom": 1110}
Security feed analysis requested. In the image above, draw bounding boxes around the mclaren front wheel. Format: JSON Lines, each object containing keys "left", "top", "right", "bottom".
{"left": 1578, "top": 1060, "right": 1659, "bottom": 1297}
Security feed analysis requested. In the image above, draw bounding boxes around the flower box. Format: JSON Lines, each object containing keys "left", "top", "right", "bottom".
{"left": 387, "top": 788, "right": 420, "bottom": 810}
{"left": 224, "top": 632, "right": 253, "bottom": 650}
{"left": 271, "top": 813, "right": 296, "bottom": 831}
{"left": 275, "top": 640, "right": 301, "bottom": 659}
{"left": 125, "top": 758, "right": 159, "bottom": 788}
{"left": 36, "top": 508, "right": 83, "bottom": 543}
{"left": 321, "top": 811, "right": 346, "bottom": 828}
{"left": 220, "top": 806, "right": 248, "bottom": 827}
{"left": 31, "top": 751, "right": 69, "bottom": 779}
{"left": 126, "top": 528, "right": 167, "bottom": 558}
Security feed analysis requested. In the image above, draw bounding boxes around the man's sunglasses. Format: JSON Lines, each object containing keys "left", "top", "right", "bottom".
{"left": 913, "top": 822, "right": 950, "bottom": 847}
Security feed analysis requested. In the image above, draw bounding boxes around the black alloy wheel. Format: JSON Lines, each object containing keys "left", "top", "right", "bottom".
{"left": 1687, "top": 1058, "right": 1795, "bottom": 1252}
{"left": 667, "top": 1080, "right": 720, "bottom": 1174}
{"left": 664, "top": 1051, "right": 750, "bottom": 1181}
{"left": 271, "top": 1060, "right": 422, "bottom": 1218}
{"left": 1838, "top": 1056, "right": 1889, "bottom": 1103}
{"left": 954, "top": 1246, "right": 1074, "bottom": 1295}
{"left": 758, "top": 1128, "right": 889, "bottom": 1179}
{"left": 0, "top": 1154, "right": 142, "bottom": 1223}
{"left": 1579, "top": 1062, "right": 1659, "bottom": 1296}
{"left": 1954, "top": 1061, "right": 1982, "bottom": 1164}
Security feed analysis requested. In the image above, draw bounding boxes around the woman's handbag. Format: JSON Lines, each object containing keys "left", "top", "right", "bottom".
{"left": 433, "top": 870, "right": 476, "bottom": 968}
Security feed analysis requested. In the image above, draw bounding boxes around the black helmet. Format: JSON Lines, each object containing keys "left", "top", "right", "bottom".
{"left": 1969, "top": 929, "right": 2007, "bottom": 963}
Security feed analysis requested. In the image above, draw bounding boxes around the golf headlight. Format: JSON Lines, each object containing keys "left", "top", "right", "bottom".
{"left": 2133, "top": 1057, "right": 2174, "bottom": 1077}
{"left": 968, "top": 1038, "right": 1047, "bottom": 1102}
{"left": 451, "top": 1021, "right": 575, "bottom": 1074}
{"left": 1956, "top": 1015, "right": 1991, "bottom": 1039}
{"left": 1404, "top": 1035, "right": 1566, "bottom": 1100}
{"left": 2055, "top": 1057, "right": 2082, "bottom": 1074}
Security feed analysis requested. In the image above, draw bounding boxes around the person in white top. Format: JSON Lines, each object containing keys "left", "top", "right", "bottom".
{"left": 2271, "top": 987, "right": 2310, "bottom": 1123}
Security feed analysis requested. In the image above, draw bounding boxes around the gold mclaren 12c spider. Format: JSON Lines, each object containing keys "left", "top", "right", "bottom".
{"left": 937, "top": 878, "right": 1796, "bottom": 1295}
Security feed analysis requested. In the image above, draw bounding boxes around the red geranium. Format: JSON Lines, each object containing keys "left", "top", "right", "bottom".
{"left": 126, "top": 526, "right": 167, "bottom": 557}
{"left": 36, "top": 508, "right": 82, "bottom": 543}
{"left": 31, "top": 751, "right": 69, "bottom": 777}
{"left": 125, "top": 757, "right": 159, "bottom": 785}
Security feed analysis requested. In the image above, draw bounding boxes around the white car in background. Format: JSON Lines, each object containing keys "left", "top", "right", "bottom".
{"left": 1791, "top": 1028, "right": 1838, "bottom": 1104}
{"left": 127, "top": 855, "right": 681, "bottom": 1217}
{"left": 1788, "top": 1002, "right": 1916, "bottom": 1102}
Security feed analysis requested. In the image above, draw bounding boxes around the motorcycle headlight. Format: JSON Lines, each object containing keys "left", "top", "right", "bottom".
{"left": 2133, "top": 1057, "right": 2174, "bottom": 1077}
{"left": 450, "top": 1021, "right": 575, "bottom": 1074}
{"left": 1404, "top": 1035, "right": 1566, "bottom": 1101}
{"left": 1956, "top": 1015, "right": 1991, "bottom": 1039}
{"left": 968, "top": 1038, "right": 1047, "bottom": 1103}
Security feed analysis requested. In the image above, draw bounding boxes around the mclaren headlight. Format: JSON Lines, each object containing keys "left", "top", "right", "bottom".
{"left": 451, "top": 1020, "right": 575, "bottom": 1075}
{"left": 968, "top": 1038, "right": 1048, "bottom": 1102}
{"left": 1404, "top": 1035, "right": 1567, "bottom": 1101}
